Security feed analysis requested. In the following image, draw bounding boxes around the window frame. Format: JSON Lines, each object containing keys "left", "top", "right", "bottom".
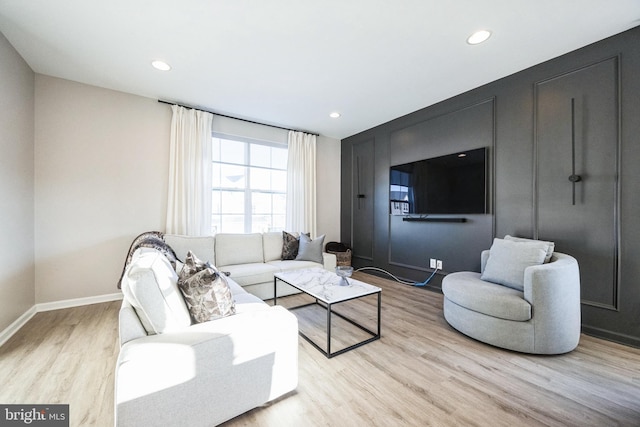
{"left": 211, "top": 132, "right": 288, "bottom": 234}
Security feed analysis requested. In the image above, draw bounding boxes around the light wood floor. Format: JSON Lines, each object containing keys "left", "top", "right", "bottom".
{"left": 1, "top": 272, "right": 640, "bottom": 426}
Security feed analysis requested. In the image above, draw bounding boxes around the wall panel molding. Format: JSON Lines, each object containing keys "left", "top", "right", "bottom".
{"left": 534, "top": 55, "right": 621, "bottom": 311}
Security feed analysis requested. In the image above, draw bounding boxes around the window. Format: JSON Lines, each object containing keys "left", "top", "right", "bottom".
{"left": 211, "top": 136, "right": 287, "bottom": 234}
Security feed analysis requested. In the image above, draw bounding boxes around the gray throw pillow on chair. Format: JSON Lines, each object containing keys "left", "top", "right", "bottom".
{"left": 504, "top": 235, "right": 555, "bottom": 263}
{"left": 481, "top": 238, "right": 549, "bottom": 291}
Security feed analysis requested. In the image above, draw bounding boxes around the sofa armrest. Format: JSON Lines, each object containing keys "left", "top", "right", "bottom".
{"left": 322, "top": 252, "right": 337, "bottom": 271}
{"left": 115, "top": 305, "right": 298, "bottom": 427}
{"left": 118, "top": 299, "right": 148, "bottom": 346}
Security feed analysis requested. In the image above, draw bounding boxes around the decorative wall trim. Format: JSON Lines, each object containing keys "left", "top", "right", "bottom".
{"left": 0, "top": 293, "right": 123, "bottom": 348}
{"left": 533, "top": 54, "right": 621, "bottom": 311}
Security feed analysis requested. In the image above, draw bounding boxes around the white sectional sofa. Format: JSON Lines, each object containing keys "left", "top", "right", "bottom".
{"left": 164, "top": 232, "right": 337, "bottom": 300}
{"left": 116, "top": 247, "right": 299, "bottom": 427}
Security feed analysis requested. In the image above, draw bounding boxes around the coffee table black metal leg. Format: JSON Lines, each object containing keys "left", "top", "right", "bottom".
{"left": 273, "top": 277, "right": 277, "bottom": 306}
{"left": 377, "top": 291, "right": 381, "bottom": 336}
{"left": 327, "top": 302, "right": 332, "bottom": 356}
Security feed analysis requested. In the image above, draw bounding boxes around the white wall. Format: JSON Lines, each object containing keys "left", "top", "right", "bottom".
{"left": 316, "top": 135, "right": 341, "bottom": 245}
{"left": 34, "top": 75, "right": 171, "bottom": 303}
{"left": 0, "top": 32, "right": 35, "bottom": 331}
{"left": 33, "top": 76, "right": 341, "bottom": 303}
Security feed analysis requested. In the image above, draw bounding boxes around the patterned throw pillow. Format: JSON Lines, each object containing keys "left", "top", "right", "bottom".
{"left": 281, "top": 231, "right": 301, "bottom": 260}
{"left": 177, "top": 251, "right": 236, "bottom": 323}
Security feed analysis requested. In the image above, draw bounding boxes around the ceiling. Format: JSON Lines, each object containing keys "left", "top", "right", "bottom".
{"left": 1, "top": 1, "right": 639, "bottom": 140}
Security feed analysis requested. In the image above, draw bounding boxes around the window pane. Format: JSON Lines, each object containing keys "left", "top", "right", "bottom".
{"left": 273, "top": 193, "right": 286, "bottom": 214}
{"left": 252, "top": 192, "right": 272, "bottom": 214}
{"left": 250, "top": 167, "right": 271, "bottom": 191}
{"left": 250, "top": 144, "right": 270, "bottom": 168}
{"left": 251, "top": 215, "right": 271, "bottom": 233}
{"left": 221, "top": 215, "right": 245, "bottom": 233}
{"left": 212, "top": 190, "right": 222, "bottom": 214}
{"left": 272, "top": 146, "right": 288, "bottom": 169}
{"left": 220, "top": 139, "right": 245, "bottom": 164}
{"left": 272, "top": 170, "right": 287, "bottom": 192}
{"left": 272, "top": 215, "right": 286, "bottom": 231}
{"left": 220, "top": 165, "right": 245, "bottom": 188}
{"left": 212, "top": 163, "right": 221, "bottom": 187}
{"left": 221, "top": 191, "right": 244, "bottom": 214}
{"left": 211, "top": 215, "right": 221, "bottom": 234}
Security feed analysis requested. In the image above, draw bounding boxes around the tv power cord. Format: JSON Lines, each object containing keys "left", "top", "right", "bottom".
{"left": 355, "top": 266, "right": 439, "bottom": 287}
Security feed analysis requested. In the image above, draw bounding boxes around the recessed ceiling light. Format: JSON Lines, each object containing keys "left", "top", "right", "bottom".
{"left": 467, "top": 30, "right": 492, "bottom": 45}
{"left": 329, "top": 112, "right": 341, "bottom": 118}
{"left": 458, "top": 153, "right": 467, "bottom": 158}
{"left": 151, "top": 60, "right": 171, "bottom": 71}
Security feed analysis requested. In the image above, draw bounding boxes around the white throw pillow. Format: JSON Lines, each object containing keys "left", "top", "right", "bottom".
{"left": 480, "top": 238, "right": 548, "bottom": 291}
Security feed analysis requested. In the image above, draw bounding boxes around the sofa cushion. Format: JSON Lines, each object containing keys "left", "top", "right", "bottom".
{"left": 178, "top": 251, "right": 236, "bottom": 323}
{"left": 163, "top": 234, "right": 215, "bottom": 263}
{"left": 443, "top": 271, "right": 532, "bottom": 322}
{"left": 121, "top": 248, "right": 192, "bottom": 334}
{"left": 481, "top": 238, "right": 548, "bottom": 291}
{"left": 295, "top": 234, "right": 325, "bottom": 264}
{"left": 215, "top": 233, "right": 264, "bottom": 266}
{"left": 504, "top": 235, "right": 555, "bottom": 263}
{"left": 267, "top": 260, "right": 322, "bottom": 271}
{"left": 219, "top": 263, "right": 280, "bottom": 287}
{"left": 225, "top": 276, "right": 247, "bottom": 296}
{"left": 263, "top": 232, "right": 283, "bottom": 262}
{"left": 233, "top": 291, "right": 270, "bottom": 313}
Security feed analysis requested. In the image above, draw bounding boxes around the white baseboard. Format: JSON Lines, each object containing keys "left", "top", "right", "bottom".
{"left": 0, "top": 292, "right": 123, "bottom": 347}
{"left": 36, "top": 292, "right": 123, "bottom": 312}
{"left": 0, "top": 305, "right": 37, "bottom": 347}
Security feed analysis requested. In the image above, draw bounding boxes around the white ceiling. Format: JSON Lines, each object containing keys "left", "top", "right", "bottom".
{"left": 1, "top": 1, "right": 639, "bottom": 139}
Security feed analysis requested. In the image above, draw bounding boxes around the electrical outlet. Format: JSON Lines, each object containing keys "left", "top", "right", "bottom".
{"left": 430, "top": 258, "right": 436, "bottom": 269}
{"left": 436, "top": 260, "right": 443, "bottom": 270}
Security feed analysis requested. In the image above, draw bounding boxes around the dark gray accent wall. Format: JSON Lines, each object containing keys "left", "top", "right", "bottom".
{"left": 350, "top": 138, "right": 375, "bottom": 263}
{"left": 387, "top": 99, "right": 495, "bottom": 274}
{"left": 341, "top": 26, "right": 640, "bottom": 347}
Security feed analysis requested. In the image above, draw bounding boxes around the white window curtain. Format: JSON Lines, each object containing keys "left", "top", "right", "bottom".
{"left": 286, "top": 131, "right": 317, "bottom": 236}
{"left": 166, "top": 105, "right": 214, "bottom": 235}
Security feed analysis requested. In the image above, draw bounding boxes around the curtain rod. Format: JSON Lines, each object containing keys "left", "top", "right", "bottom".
{"left": 157, "top": 100, "right": 319, "bottom": 137}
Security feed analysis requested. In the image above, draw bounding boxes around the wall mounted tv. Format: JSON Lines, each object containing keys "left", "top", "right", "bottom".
{"left": 389, "top": 147, "right": 488, "bottom": 215}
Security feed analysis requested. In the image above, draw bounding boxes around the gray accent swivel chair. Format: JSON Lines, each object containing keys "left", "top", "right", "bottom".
{"left": 442, "top": 251, "right": 581, "bottom": 354}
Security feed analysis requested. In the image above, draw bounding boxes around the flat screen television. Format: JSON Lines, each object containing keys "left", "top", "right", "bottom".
{"left": 389, "top": 147, "right": 488, "bottom": 215}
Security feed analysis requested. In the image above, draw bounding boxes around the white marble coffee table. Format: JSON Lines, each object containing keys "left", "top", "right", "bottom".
{"left": 274, "top": 267, "right": 381, "bottom": 358}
